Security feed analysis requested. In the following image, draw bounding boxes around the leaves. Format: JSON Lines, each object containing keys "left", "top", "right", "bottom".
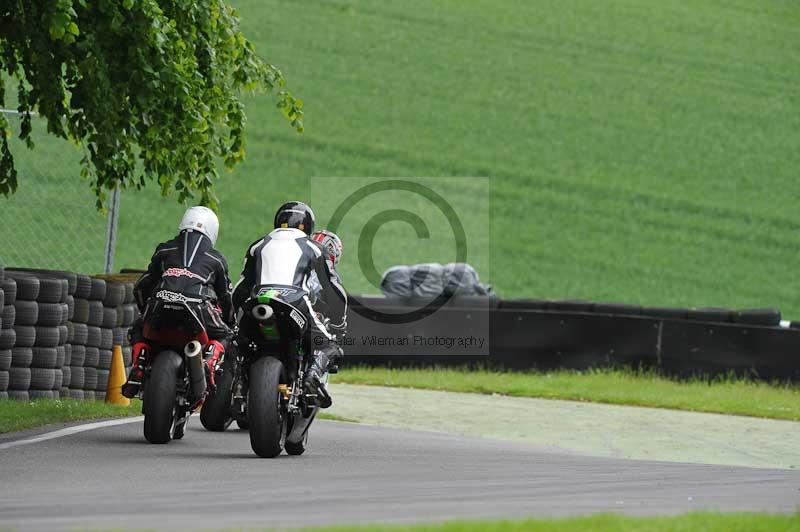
{"left": 0, "top": 0, "right": 303, "bottom": 209}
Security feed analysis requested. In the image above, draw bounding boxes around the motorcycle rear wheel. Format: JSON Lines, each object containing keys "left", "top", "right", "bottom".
{"left": 143, "top": 350, "right": 182, "bottom": 444}
{"left": 247, "top": 356, "right": 286, "bottom": 458}
{"left": 200, "top": 358, "right": 234, "bottom": 432}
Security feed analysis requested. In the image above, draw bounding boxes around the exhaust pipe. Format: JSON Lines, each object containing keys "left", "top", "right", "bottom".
{"left": 184, "top": 340, "right": 207, "bottom": 399}
{"left": 252, "top": 304, "right": 274, "bottom": 321}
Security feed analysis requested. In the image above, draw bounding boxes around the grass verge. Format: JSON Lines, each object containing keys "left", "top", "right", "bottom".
{"left": 3, "top": 366, "right": 796, "bottom": 434}
{"left": 0, "top": 399, "right": 141, "bottom": 434}
{"left": 296, "top": 513, "right": 800, "bottom": 532}
{"left": 333, "top": 367, "right": 800, "bottom": 421}
{"left": 317, "top": 412, "right": 359, "bottom": 423}
{"left": 0, "top": 398, "right": 356, "bottom": 435}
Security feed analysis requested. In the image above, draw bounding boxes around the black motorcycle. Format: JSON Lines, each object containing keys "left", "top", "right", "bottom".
{"left": 201, "top": 285, "right": 328, "bottom": 457}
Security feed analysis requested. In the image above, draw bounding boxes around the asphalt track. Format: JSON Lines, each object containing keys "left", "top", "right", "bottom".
{"left": 0, "top": 419, "right": 798, "bottom": 531}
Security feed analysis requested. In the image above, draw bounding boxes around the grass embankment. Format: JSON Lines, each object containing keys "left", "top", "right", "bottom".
{"left": 299, "top": 513, "right": 800, "bottom": 532}
{"left": 120, "top": 0, "right": 800, "bottom": 318}
{"left": 0, "top": 399, "right": 140, "bottom": 434}
{"left": 4, "top": 0, "right": 800, "bottom": 318}
{"left": 334, "top": 367, "right": 800, "bottom": 421}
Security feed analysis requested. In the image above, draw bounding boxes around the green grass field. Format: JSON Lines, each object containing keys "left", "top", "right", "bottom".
{"left": 2, "top": 0, "right": 800, "bottom": 317}
{"left": 333, "top": 367, "right": 800, "bottom": 421}
{"left": 295, "top": 513, "right": 800, "bottom": 532}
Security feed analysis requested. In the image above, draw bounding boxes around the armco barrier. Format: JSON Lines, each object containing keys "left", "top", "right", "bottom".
{"left": 344, "top": 297, "right": 800, "bottom": 381}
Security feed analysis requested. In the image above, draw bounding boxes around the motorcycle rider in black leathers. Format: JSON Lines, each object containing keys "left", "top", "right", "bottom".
{"left": 121, "top": 206, "right": 234, "bottom": 398}
{"left": 232, "top": 202, "right": 346, "bottom": 405}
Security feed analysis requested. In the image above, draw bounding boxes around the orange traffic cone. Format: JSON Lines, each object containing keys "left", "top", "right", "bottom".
{"left": 106, "top": 345, "right": 131, "bottom": 406}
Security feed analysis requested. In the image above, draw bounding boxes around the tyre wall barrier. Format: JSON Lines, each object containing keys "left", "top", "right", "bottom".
{"left": 344, "top": 297, "right": 800, "bottom": 381}
{"left": 1, "top": 268, "right": 798, "bottom": 399}
{"left": 0, "top": 267, "right": 140, "bottom": 400}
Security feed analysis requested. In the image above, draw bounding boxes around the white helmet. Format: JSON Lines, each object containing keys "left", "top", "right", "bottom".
{"left": 179, "top": 206, "right": 219, "bottom": 245}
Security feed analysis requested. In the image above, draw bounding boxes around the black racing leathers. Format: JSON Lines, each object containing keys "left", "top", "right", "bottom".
{"left": 134, "top": 230, "right": 234, "bottom": 340}
{"left": 233, "top": 228, "right": 347, "bottom": 361}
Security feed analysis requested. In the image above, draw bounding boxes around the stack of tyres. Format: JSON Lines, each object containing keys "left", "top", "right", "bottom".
{"left": 0, "top": 265, "right": 8, "bottom": 399}
{"left": 84, "top": 277, "right": 107, "bottom": 400}
{"left": 116, "top": 282, "right": 139, "bottom": 376}
{"left": 0, "top": 270, "right": 140, "bottom": 401}
{"left": 68, "top": 274, "right": 93, "bottom": 399}
{"left": 6, "top": 272, "right": 39, "bottom": 400}
{"left": 97, "top": 279, "right": 126, "bottom": 400}
{"left": 62, "top": 275, "right": 77, "bottom": 397}
{"left": 31, "top": 276, "right": 68, "bottom": 399}
{"left": 9, "top": 269, "right": 79, "bottom": 398}
{"left": 6, "top": 271, "right": 70, "bottom": 399}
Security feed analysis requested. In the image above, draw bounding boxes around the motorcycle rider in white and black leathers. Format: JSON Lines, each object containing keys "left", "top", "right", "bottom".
{"left": 232, "top": 202, "right": 346, "bottom": 404}
{"left": 121, "top": 206, "right": 234, "bottom": 398}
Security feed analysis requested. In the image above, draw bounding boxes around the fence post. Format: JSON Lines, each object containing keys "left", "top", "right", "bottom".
{"left": 104, "top": 187, "right": 121, "bottom": 274}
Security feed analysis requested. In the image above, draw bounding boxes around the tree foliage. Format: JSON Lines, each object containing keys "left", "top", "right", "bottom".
{"left": 0, "top": 0, "right": 303, "bottom": 208}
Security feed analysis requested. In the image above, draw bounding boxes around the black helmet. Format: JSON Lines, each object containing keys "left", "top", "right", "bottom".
{"left": 274, "top": 201, "right": 315, "bottom": 235}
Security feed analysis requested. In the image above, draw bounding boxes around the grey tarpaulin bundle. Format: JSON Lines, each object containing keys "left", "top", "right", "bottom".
{"left": 380, "top": 263, "right": 493, "bottom": 298}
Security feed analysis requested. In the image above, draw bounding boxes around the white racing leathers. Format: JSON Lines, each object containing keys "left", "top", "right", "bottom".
{"left": 233, "top": 228, "right": 347, "bottom": 369}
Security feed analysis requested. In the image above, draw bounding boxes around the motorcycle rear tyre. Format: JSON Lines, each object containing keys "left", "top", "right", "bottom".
{"left": 143, "top": 350, "right": 182, "bottom": 444}
{"left": 200, "top": 360, "right": 234, "bottom": 432}
{"left": 248, "top": 356, "right": 286, "bottom": 458}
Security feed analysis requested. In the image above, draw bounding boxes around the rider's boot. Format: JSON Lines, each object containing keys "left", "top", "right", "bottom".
{"left": 203, "top": 340, "right": 226, "bottom": 388}
{"left": 232, "top": 378, "right": 247, "bottom": 418}
{"left": 328, "top": 345, "right": 343, "bottom": 374}
{"left": 121, "top": 342, "right": 150, "bottom": 398}
{"left": 304, "top": 348, "right": 341, "bottom": 408}
{"left": 303, "top": 350, "right": 329, "bottom": 389}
